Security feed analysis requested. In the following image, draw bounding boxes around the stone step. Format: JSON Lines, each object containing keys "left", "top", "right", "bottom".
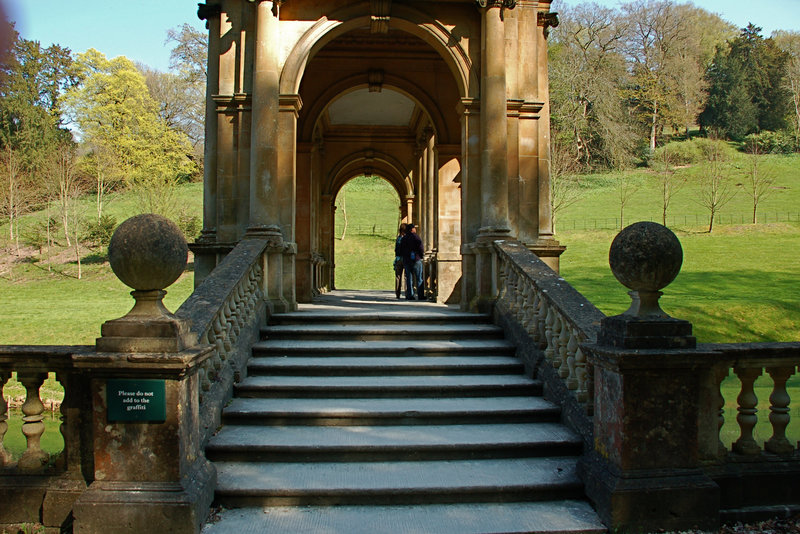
{"left": 202, "top": 500, "right": 607, "bottom": 534}
{"left": 212, "top": 457, "right": 584, "bottom": 506}
{"left": 221, "top": 396, "right": 561, "bottom": 426}
{"left": 234, "top": 374, "right": 542, "bottom": 398}
{"left": 246, "top": 355, "right": 525, "bottom": 376}
{"left": 206, "top": 422, "right": 582, "bottom": 462}
{"left": 252, "top": 338, "right": 517, "bottom": 357}
{"left": 261, "top": 322, "right": 505, "bottom": 341}
{"left": 269, "top": 310, "right": 492, "bottom": 326}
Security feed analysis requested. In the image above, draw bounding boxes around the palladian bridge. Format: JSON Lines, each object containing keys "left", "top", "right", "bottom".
{"left": 1, "top": 1, "right": 799, "bottom": 533}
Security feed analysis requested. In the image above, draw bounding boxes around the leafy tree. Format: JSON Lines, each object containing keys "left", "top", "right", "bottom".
{"left": 0, "top": 31, "right": 76, "bottom": 246}
{"left": 700, "top": 24, "right": 792, "bottom": 139}
{"left": 64, "top": 49, "right": 195, "bottom": 217}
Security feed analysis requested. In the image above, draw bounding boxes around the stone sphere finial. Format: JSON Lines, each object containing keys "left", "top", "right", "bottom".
{"left": 109, "top": 214, "right": 188, "bottom": 292}
{"left": 609, "top": 221, "right": 683, "bottom": 317}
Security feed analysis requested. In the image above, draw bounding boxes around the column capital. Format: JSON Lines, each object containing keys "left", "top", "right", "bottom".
{"left": 476, "top": 0, "right": 516, "bottom": 9}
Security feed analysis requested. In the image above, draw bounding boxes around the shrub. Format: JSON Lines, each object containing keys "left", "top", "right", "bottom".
{"left": 649, "top": 138, "right": 739, "bottom": 167}
{"left": 743, "top": 131, "right": 797, "bottom": 155}
{"left": 85, "top": 214, "right": 117, "bottom": 247}
{"left": 176, "top": 212, "right": 201, "bottom": 240}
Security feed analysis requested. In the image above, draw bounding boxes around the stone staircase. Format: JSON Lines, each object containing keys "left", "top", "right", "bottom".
{"left": 202, "top": 292, "right": 605, "bottom": 534}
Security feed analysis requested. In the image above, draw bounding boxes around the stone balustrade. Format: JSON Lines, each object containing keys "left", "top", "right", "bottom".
{"left": 0, "top": 345, "right": 93, "bottom": 529}
{"left": 176, "top": 237, "right": 270, "bottom": 444}
{"left": 492, "top": 239, "right": 605, "bottom": 437}
{"left": 490, "top": 224, "right": 800, "bottom": 531}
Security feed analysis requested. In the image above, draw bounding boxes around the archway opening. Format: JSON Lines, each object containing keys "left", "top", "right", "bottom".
{"left": 333, "top": 174, "right": 401, "bottom": 290}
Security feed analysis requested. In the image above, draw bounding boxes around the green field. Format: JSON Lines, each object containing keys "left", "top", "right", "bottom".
{"left": 2, "top": 157, "right": 799, "bottom": 456}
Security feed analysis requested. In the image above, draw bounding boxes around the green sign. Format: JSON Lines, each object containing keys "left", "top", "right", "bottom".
{"left": 107, "top": 379, "right": 166, "bottom": 423}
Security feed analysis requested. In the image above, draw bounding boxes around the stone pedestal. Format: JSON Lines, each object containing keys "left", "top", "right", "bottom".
{"left": 581, "top": 316, "right": 719, "bottom": 532}
{"left": 72, "top": 346, "right": 214, "bottom": 534}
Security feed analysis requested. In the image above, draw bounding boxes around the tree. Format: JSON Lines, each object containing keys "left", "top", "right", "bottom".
{"left": 621, "top": 0, "right": 689, "bottom": 151}
{"left": 773, "top": 30, "right": 800, "bottom": 149}
{"left": 549, "top": 135, "right": 583, "bottom": 233}
{"left": 700, "top": 25, "right": 792, "bottom": 139}
{"left": 47, "top": 140, "right": 83, "bottom": 246}
{"left": 0, "top": 144, "right": 30, "bottom": 247}
{"left": 64, "top": 49, "right": 195, "bottom": 217}
{"left": 165, "top": 24, "right": 207, "bottom": 162}
{"left": 549, "top": 2, "right": 638, "bottom": 168}
{"left": 652, "top": 144, "right": 685, "bottom": 226}
{"left": 614, "top": 172, "right": 639, "bottom": 230}
{"left": 743, "top": 139, "right": 775, "bottom": 224}
{"left": 695, "top": 138, "right": 737, "bottom": 232}
{"left": 668, "top": 5, "right": 736, "bottom": 136}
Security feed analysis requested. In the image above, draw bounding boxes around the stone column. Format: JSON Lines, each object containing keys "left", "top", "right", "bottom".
{"left": 248, "top": 1, "right": 286, "bottom": 312}
{"left": 536, "top": 5, "right": 555, "bottom": 243}
{"left": 458, "top": 97, "right": 481, "bottom": 309}
{"left": 320, "top": 194, "right": 334, "bottom": 291}
{"left": 515, "top": 4, "right": 539, "bottom": 244}
{"left": 426, "top": 130, "right": 437, "bottom": 254}
{"left": 248, "top": 0, "right": 281, "bottom": 236}
{"left": 478, "top": 0, "right": 512, "bottom": 240}
{"left": 194, "top": 5, "right": 222, "bottom": 287}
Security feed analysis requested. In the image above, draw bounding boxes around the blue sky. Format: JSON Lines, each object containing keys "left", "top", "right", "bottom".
{"left": 5, "top": 0, "right": 800, "bottom": 72}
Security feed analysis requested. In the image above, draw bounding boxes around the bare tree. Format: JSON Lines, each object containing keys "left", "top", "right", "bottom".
{"left": 614, "top": 172, "right": 640, "bottom": 231}
{"left": 654, "top": 145, "right": 685, "bottom": 226}
{"left": 696, "top": 138, "right": 737, "bottom": 232}
{"left": 773, "top": 31, "right": 800, "bottom": 149}
{"left": 550, "top": 136, "right": 584, "bottom": 233}
{"left": 49, "top": 141, "right": 81, "bottom": 246}
{"left": 0, "top": 145, "right": 29, "bottom": 249}
{"left": 744, "top": 139, "right": 775, "bottom": 224}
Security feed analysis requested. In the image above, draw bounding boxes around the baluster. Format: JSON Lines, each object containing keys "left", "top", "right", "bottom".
{"left": 714, "top": 366, "right": 728, "bottom": 457}
{"left": 536, "top": 297, "right": 548, "bottom": 348}
{"left": 17, "top": 372, "right": 49, "bottom": 470}
{"left": 0, "top": 372, "right": 11, "bottom": 466}
{"left": 566, "top": 328, "right": 579, "bottom": 389}
{"left": 527, "top": 290, "right": 540, "bottom": 341}
{"left": 765, "top": 366, "right": 795, "bottom": 455}
{"left": 521, "top": 285, "right": 535, "bottom": 330}
{"left": 557, "top": 316, "right": 570, "bottom": 378}
{"left": 575, "top": 344, "right": 587, "bottom": 402}
{"left": 512, "top": 270, "right": 525, "bottom": 316}
{"left": 544, "top": 306, "right": 556, "bottom": 362}
{"left": 585, "top": 360, "right": 595, "bottom": 416}
{"left": 497, "top": 259, "right": 509, "bottom": 304}
{"left": 223, "top": 300, "right": 235, "bottom": 352}
{"left": 732, "top": 366, "right": 762, "bottom": 456}
{"left": 530, "top": 292, "right": 542, "bottom": 344}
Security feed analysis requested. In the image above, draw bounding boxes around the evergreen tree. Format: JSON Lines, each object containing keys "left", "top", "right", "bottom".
{"left": 700, "top": 24, "right": 791, "bottom": 139}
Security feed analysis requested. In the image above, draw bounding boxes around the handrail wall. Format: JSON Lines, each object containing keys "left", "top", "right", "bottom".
{"left": 491, "top": 238, "right": 800, "bottom": 523}
{"left": 492, "top": 240, "right": 605, "bottom": 442}
{"left": 176, "top": 237, "right": 270, "bottom": 445}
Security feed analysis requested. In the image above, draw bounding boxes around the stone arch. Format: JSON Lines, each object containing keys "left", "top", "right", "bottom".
{"left": 325, "top": 149, "right": 413, "bottom": 203}
{"left": 299, "top": 75, "right": 453, "bottom": 144}
{"left": 280, "top": 6, "right": 475, "bottom": 100}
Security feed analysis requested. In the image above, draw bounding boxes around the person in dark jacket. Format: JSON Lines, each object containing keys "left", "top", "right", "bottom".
{"left": 393, "top": 223, "right": 407, "bottom": 299}
{"left": 399, "top": 223, "right": 424, "bottom": 300}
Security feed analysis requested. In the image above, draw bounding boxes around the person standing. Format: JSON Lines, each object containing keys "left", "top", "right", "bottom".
{"left": 393, "top": 223, "right": 407, "bottom": 299}
{"left": 400, "top": 223, "right": 424, "bottom": 300}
